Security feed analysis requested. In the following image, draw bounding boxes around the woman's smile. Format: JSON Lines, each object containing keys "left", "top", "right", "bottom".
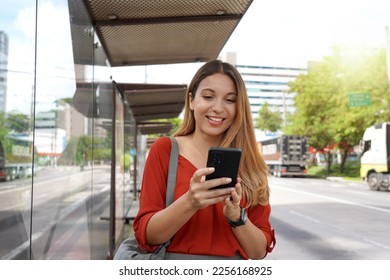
{"left": 207, "top": 116, "right": 225, "bottom": 126}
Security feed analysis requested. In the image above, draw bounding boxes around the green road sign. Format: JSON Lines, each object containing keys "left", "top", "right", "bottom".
{"left": 348, "top": 93, "right": 371, "bottom": 107}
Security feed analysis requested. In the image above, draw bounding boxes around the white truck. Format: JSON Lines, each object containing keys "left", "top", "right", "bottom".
{"left": 257, "top": 135, "right": 309, "bottom": 177}
{"left": 359, "top": 122, "right": 390, "bottom": 191}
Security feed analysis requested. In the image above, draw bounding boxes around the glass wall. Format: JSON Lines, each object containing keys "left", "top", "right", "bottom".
{"left": 0, "top": 0, "right": 134, "bottom": 260}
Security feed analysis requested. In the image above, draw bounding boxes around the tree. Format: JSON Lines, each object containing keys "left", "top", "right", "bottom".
{"left": 0, "top": 112, "right": 9, "bottom": 139}
{"left": 286, "top": 60, "right": 339, "bottom": 173}
{"left": 59, "top": 135, "right": 92, "bottom": 165}
{"left": 170, "top": 117, "right": 182, "bottom": 134}
{"left": 255, "top": 102, "right": 283, "bottom": 132}
{"left": 6, "top": 111, "right": 30, "bottom": 133}
{"left": 286, "top": 46, "right": 389, "bottom": 174}
{"left": 330, "top": 47, "right": 389, "bottom": 172}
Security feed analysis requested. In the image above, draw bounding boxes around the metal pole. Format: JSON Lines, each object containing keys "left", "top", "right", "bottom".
{"left": 109, "top": 82, "right": 116, "bottom": 259}
{"left": 282, "top": 91, "right": 287, "bottom": 127}
{"left": 385, "top": 26, "right": 390, "bottom": 120}
{"left": 133, "top": 125, "right": 137, "bottom": 199}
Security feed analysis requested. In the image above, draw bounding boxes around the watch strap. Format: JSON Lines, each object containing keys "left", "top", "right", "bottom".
{"left": 227, "top": 207, "right": 247, "bottom": 228}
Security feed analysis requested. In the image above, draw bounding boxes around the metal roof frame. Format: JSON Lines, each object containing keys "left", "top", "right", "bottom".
{"left": 71, "top": 0, "right": 253, "bottom": 134}
{"left": 83, "top": 0, "right": 253, "bottom": 66}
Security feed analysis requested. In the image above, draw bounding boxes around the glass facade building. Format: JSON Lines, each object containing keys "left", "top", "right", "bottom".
{"left": 0, "top": 1, "right": 138, "bottom": 259}
{"left": 236, "top": 65, "right": 307, "bottom": 122}
{"left": 0, "top": 30, "right": 8, "bottom": 112}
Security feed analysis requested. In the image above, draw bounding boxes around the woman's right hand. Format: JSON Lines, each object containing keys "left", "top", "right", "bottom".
{"left": 186, "top": 167, "right": 235, "bottom": 210}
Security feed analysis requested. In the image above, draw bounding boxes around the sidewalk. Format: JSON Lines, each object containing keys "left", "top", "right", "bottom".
{"left": 125, "top": 198, "right": 140, "bottom": 223}
{"left": 326, "top": 176, "right": 366, "bottom": 185}
{"left": 326, "top": 176, "right": 347, "bottom": 182}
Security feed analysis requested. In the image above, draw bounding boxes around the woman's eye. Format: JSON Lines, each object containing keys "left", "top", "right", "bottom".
{"left": 203, "top": 96, "right": 213, "bottom": 100}
{"left": 226, "top": 98, "right": 237, "bottom": 103}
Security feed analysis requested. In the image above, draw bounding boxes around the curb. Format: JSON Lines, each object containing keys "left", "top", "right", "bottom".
{"left": 326, "top": 177, "right": 346, "bottom": 182}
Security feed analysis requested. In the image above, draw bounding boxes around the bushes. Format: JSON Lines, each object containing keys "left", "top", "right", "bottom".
{"left": 308, "top": 161, "right": 360, "bottom": 179}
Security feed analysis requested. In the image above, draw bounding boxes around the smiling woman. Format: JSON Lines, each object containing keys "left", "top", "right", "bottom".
{"left": 132, "top": 60, "right": 276, "bottom": 260}
{"left": 190, "top": 73, "right": 236, "bottom": 136}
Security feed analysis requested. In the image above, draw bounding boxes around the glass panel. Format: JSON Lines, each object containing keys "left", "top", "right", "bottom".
{"left": 89, "top": 82, "right": 112, "bottom": 259}
{"left": 31, "top": 0, "right": 84, "bottom": 259}
{"left": 0, "top": 0, "right": 135, "bottom": 260}
{"left": 0, "top": 1, "right": 36, "bottom": 260}
{"left": 113, "top": 86, "right": 124, "bottom": 252}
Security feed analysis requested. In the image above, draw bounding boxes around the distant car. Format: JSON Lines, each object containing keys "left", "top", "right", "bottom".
{"left": 0, "top": 168, "right": 16, "bottom": 181}
{"left": 0, "top": 168, "right": 6, "bottom": 182}
{"left": 25, "top": 167, "right": 34, "bottom": 177}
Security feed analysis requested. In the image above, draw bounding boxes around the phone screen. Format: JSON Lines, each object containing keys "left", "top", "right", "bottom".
{"left": 205, "top": 147, "right": 241, "bottom": 189}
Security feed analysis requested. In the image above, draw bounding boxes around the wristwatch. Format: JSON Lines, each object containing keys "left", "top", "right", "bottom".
{"left": 227, "top": 207, "right": 247, "bottom": 228}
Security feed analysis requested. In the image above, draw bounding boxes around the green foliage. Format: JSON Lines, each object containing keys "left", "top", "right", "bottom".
{"left": 120, "top": 153, "right": 131, "bottom": 171}
{"left": 0, "top": 112, "right": 9, "bottom": 139}
{"left": 169, "top": 118, "right": 182, "bottom": 135}
{"left": 255, "top": 102, "right": 283, "bottom": 132}
{"left": 308, "top": 160, "right": 360, "bottom": 179}
{"left": 286, "top": 46, "right": 389, "bottom": 174}
{"left": 5, "top": 111, "right": 30, "bottom": 133}
{"left": 0, "top": 111, "right": 29, "bottom": 143}
{"left": 55, "top": 98, "right": 72, "bottom": 106}
{"left": 148, "top": 117, "right": 183, "bottom": 137}
{"left": 58, "top": 135, "right": 112, "bottom": 165}
{"left": 285, "top": 58, "right": 340, "bottom": 149}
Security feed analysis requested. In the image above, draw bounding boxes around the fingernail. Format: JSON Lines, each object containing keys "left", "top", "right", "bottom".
{"left": 225, "top": 178, "right": 232, "bottom": 183}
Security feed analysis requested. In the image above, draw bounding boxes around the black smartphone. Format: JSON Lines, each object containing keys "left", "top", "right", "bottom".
{"left": 205, "top": 147, "right": 241, "bottom": 189}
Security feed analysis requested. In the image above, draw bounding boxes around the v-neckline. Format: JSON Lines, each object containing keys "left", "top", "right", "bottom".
{"left": 178, "top": 154, "right": 204, "bottom": 170}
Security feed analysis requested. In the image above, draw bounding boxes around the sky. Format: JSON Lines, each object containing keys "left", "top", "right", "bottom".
{"left": 222, "top": 0, "right": 390, "bottom": 66}
{"left": 112, "top": 0, "right": 390, "bottom": 84}
{"left": 3, "top": 0, "right": 390, "bottom": 113}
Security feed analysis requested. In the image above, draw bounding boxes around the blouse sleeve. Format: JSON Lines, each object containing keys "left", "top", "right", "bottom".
{"left": 248, "top": 204, "right": 276, "bottom": 255}
{"left": 132, "top": 137, "right": 171, "bottom": 252}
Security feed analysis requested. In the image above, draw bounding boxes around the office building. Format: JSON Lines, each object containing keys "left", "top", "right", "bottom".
{"left": 236, "top": 64, "right": 307, "bottom": 122}
{"left": 0, "top": 30, "right": 8, "bottom": 112}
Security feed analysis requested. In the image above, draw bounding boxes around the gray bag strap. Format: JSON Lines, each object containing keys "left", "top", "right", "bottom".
{"left": 113, "top": 137, "right": 178, "bottom": 260}
{"left": 166, "top": 136, "right": 178, "bottom": 207}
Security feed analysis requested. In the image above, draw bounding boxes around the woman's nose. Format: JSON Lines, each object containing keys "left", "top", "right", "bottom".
{"left": 212, "top": 99, "right": 224, "bottom": 112}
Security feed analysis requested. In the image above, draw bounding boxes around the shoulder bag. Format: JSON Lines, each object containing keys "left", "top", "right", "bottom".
{"left": 113, "top": 136, "right": 178, "bottom": 260}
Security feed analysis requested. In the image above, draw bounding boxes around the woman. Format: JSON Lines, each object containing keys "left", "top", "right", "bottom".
{"left": 133, "top": 60, "right": 275, "bottom": 259}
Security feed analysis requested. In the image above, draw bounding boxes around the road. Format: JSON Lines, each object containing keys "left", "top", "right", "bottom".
{"left": 2, "top": 171, "right": 389, "bottom": 260}
{"left": 266, "top": 176, "right": 390, "bottom": 260}
{"left": 0, "top": 166, "right": 115, "bottom": 259}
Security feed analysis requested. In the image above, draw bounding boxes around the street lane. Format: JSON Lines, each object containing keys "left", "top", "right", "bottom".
{"left": 0, "top": 166, "right": 113, "bottom": 259}
{"left": 266, "top": 176, "right": 390, "bottom": 260}
{"left": 2, "top": 171, "right": 389, "bottom": 260}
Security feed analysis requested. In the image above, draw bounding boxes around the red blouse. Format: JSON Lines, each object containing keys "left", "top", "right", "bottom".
{"left": 133, "top": 137, "right": 275, "bottom": 259}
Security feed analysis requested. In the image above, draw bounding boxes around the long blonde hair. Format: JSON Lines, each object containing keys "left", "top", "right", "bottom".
{"left": 174, "top": 60, "right": 270, "bottom": 206}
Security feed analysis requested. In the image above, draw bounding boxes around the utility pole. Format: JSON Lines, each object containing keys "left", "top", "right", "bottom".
{"left": 282, "top": 91, "right": 287, "bottom": 127}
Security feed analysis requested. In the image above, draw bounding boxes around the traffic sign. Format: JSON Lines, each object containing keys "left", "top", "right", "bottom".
{"left": 348, "top": 93, "right": 371, "bottom": 107}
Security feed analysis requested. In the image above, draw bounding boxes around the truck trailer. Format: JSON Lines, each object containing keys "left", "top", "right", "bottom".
{"left": 257, "top": 135, "right": 309, "bottom": 177}
{"left": 360, "top": 122, "right": 390, "bottom": 191}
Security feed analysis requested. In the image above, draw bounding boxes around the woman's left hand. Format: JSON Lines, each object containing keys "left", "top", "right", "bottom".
{"left": 223, "top": 178, "right": 242, "bottom": 221}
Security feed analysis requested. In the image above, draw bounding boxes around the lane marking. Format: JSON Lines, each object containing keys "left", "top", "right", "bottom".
{"left": 290, "top": 210, "right": 320, "bottom": 223}
{"left": 274, "top": 185, "right": 390, "bottom": 214}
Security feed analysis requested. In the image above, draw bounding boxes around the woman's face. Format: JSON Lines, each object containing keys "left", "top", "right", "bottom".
{"left": 190, "top": 73, "right": 237, "bottom": 138}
